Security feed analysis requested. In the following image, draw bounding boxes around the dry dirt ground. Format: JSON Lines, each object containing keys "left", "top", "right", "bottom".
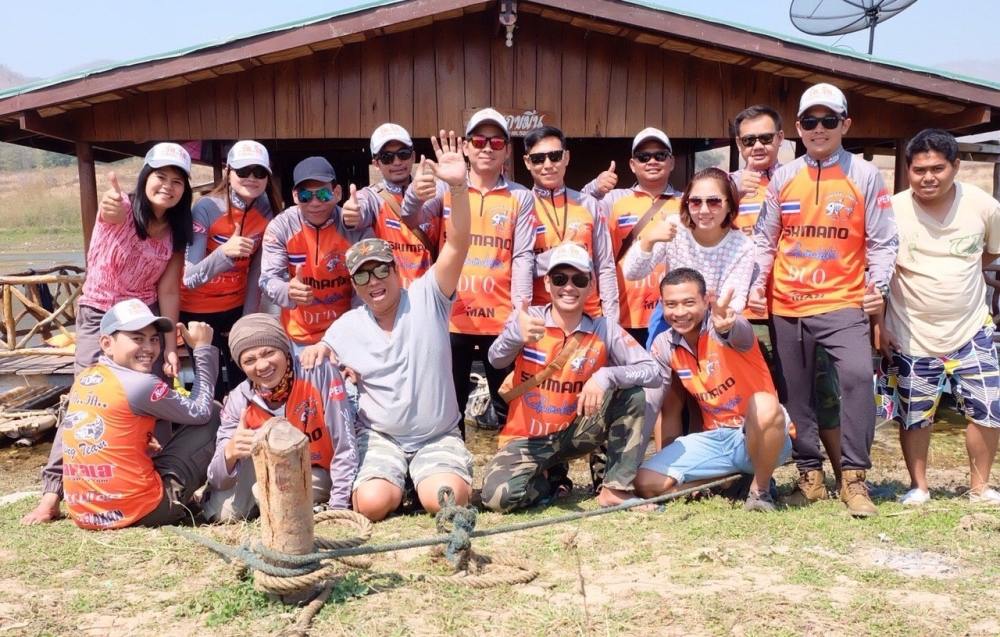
{"left": 1, "top": 411, "right": 999, "bottom": 637}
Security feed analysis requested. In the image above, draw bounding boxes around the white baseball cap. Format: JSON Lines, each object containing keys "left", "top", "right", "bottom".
{"left": 370, "top": 123, "right": 413, "bottom": 155}
{"left": 798, "top": 83, "right": 848, "bottom": 116}
{"left": 465, "top": 107, "right": 510, "bottom": 138}
{"left": 143, "top": 142, "right": 191, "bottom": 176}
{"left": 227, "top": 140, "right": 271, "bottom": 173}
{"left": 100, "top": 299, "right": 173, "bottom": 335}
{"left": 546, "top": 243, "right": 592, "bottom": 274}
{"left": 631, "top": 127, "right": 672, "bottom": 153}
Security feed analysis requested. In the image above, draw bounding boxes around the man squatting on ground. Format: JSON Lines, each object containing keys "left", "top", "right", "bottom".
{"left": 480, "top": 242, "right": 660, "bottom": 512}
{"left": 300, "top": 132, "right": 475, "bottom": 522}
{"left": 636, "top": 268, "right": 793, "bottom": 512}
{"left": 877, "top": 128, "right": 1000, "bottom": 506}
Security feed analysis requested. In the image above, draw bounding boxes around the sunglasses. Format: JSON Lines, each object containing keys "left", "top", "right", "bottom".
{"left": 687, "top": 196, "right": 725, "bottom": 211}
{"left": 527, "top": 150, "right": 565, "bottom": 165}
{"left": 469, "top": 135, "right": 507, "bottom": 151}
{"left": 549, "top": 271, "right": 591, "bottom": 288}
{"left": 351, "top": 262, "right": 393, "bottom": 286}
{"left": 233, "top": 165, "right": 269, "bottom": 179}
{"left": 798, "top": 115, "right": 843, "bottom": 131}
{"left": 633, "top": 150, "right": 672, "bottom": 163}
{"left": 297, "top": 187, "right": 334, "bottom": 203}
{"left": 376, "top": 148, "right": 414, "bottom": 164}
{"left": 739, "top": 133, "right": 777, "bottom": 147}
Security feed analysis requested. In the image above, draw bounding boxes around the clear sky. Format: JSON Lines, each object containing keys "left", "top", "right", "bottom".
{"left": 1, "top": 0, "right": 998, "bottom": 83}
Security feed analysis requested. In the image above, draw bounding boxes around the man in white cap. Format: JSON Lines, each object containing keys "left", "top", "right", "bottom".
{"left": 481, "top": 243, "right": 659, "bottom": 512}
{"left": 341, "top": 123, "right": 439, "bottom": 288}
{"left": 402, "top": 108, "right": 536, "bottom": 435}
{"left": 751, "top": 82, "right": 898, "bottom": 517}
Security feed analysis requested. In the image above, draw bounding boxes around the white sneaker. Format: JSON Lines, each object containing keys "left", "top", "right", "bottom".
{"left": 968, "top": 487, "right": 1000, "bottom": 505}
{"left": 898, "top": 488, "right": 930, "bottom": 506}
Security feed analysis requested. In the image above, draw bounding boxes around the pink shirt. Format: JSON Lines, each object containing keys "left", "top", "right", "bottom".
{"left": 79, "top": 198, "right": 174, "bottom": 311}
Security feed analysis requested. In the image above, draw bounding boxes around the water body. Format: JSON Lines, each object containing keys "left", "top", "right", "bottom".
{"left": 0, "top": 251, "right": 84, "bottom": 275}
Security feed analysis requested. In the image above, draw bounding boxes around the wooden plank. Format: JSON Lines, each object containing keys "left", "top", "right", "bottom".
{"left": 584, "top": 32, "right": 613, "bottom": 137}
{"left": 185, "top": 85, "right": 203, "bottom": 139}
{"left": 623, "top": 41, "right": 646, "bottom": 135}
{"left": 136, "top": 76, "right": 190, "bottom": 92}
{"left": 213, "top": 74, "right": 239, "bottom": 139}
{"left": 462, "top": 14, "right": 489, "bottom": 112}
{"left": 412, "top": 26, "right": 437, "bottom": 135}
{"left": 252, "top": 65, "right": 276, "bottom": 139}
{"left": 83, "top": 93, "right": 121, "bottom": 105}
{"left": 191, "top": 81, "right": 216, "bottom": 141}
{"left": 559, "top": 25, "right": 586, "bottom": 134}
{"left": 694, "top": 60, "right": 724, "bottom": 137}
{"left": 113, "top": 95, "right": 138, "bottom": 142}
{"left": 146, "top": 91, "right": 170, "bottom": 139}
{"left": 388, "top": 31, "right": 415, "bottom": 130}
{"left": 605, "top": 36, "right": 628, "bottom": 137}
{"left": 323, "top": 50, "right": 341, "bottom": 136}
{"left": 680, "top": 57, "right": 698, "bottom": 137}
{"left": 511, "top": 18, "right": 536, "bottom": 114}
{"left": 183, "top": 69, "right": 218, "bottom": 82}
{"left": 337, "top": 45, "right": 362, "bottom": 137}
{"left": 274, "top": 61, "right": 302, "bottom": 138}
{"left": 361, "top": 37, "right": 390, "bottom": 135}
{"left": 643, "top": 49, "right": 664, "bottom": 131}
{"left": 299, "top": 56, "right": 326, "bottom": 138}
{"left": 490, "top": 24, "right": 515, "bottom": 110}
{"left": 533, "top": 21, "right": 563, "bottom": 124}
{"left": 258, "top": 45, "right": 314, "bottom": 65}
{"left": 91, "top": 101, "right": 119, "bottom": 141}
{"left": 164, "top": 86, "right": 191, "bottom": 139}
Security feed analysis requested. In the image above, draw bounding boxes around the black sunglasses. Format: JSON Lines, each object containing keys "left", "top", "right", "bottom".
{"left": 527, "top": 150, "right": 565, "bottom": 165}
{"left": 376, "top": 148, "right": 414, "bottom": 164}
{"left": 739, "top": 133, "right": 777, "bottom": 147}
{"left": 799, "top": 115, "right": 843, "bottom": 131}
{"left": 633, "top": 150, "right": 672, "bottom": 163}
{"left": 549, "top": 271, "right": 591, "bottom": 288}
{"left": 352, "top": 262, "right": 393, "bottom": 286}
{"left": 233, "top": 165, "right": 269, "bottom": 179}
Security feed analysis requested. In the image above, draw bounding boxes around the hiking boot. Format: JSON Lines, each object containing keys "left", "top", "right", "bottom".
{"left": 783, "top": 469, "right": 829, "bottom": 507}
{"left": 840, "top": 469, "right": 878, "bottom": 517}
{"left": 744, "top": 488, "right": 777, "bottom": 512}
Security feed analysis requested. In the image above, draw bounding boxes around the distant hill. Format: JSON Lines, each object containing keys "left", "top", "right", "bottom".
{"left": 0, "top": 64, "right": 37, "bottom": 91}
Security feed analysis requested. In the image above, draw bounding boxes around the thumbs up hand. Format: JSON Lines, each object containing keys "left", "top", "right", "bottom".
{"left": 412, "top": 155, "right": 439, "bottom": 202}
{"left": 594, "top": 160, "right": 618, "bottom": 196}
{"left": 99, "top": 171, "right": 128, "bottom": 223}
{"left": 288, "top": 265, "right": 315, "bottom": 306}
{"left": 862, "top": 280, "right": 884, "bottom": 315}
{"left": 224, "top": 408, "right": 257, "bottom": 468}
{"left": 342, "top": 184, "right": 362, "bottom": 229}
{"left": 710, "top": 287, "right": 737, "bottom": 335}
{"left": 516, "top": 300, "right": 546, "bottom": 345}
{"left": 738, "top": 170, "right": 763, "bottom": 199}
{"left": 221, "top": 221, "right": 254, "bottom": 259}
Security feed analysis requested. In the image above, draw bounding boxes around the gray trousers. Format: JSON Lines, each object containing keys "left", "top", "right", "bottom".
{"left": 201, "top": 462, "right": 332, "bottom": 523}
{"left": 772, "top": 308, "right": 875, "bottom": 472}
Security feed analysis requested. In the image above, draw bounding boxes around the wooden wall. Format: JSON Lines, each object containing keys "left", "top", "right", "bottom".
{"left": 55, "top": 10, "right": 967, "bottom": 143}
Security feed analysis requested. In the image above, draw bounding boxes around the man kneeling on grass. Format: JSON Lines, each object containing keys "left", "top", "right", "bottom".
{"left": 635, "top": 268, "right": 793, "bottom": 512}
{"left": 481, "top": 243, "right": 660, "bottom": 512}
{"left": 61, "top": 299, "right": 220, "bottom": 529}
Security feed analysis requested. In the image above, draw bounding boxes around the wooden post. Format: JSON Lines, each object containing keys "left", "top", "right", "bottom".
{"left": 893, "top": 138, "right": 908, "bottom": 194}
{"left": 76, "top": 141, "right": 98, "bottom": 253}
{"left": 212, "top": 141, "right": 223, "bottom": 184}
{"left": 993, "top": 160, "right": 1000, "bottom": 201}
{"left": 251, "top": 417, "right": 315, "bottom": 557}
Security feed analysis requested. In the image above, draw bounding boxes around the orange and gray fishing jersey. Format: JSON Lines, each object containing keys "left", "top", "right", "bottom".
{"left": 530, "top": 186, "right": 619, "bottom": 323}
{"left": 259, "top": 206, "right": 372, "bottom": 345}
{"left": 585, "top": 183, "right": 682, "bottom": 329}
{"left": 730, "top": 166, "right": 776, "bottom": 320}
{"left": 753, "top": 149, "right": 898, "bottom": 317}
{"left": 488, "top": 305, "right": 658, "bottom": 447}
{"left": 401, "top": 177, "right": 536, "bottom": 335}
{"left": 61, "top": 346, "right": 218, "bottom": 530}
{"left": 181, "top": 192, "right": 272, "bottom": 314}
{"left": 356, "top": 180, "right": 440, "bottom": 287}
{"left": 650, "top": 317, "right": 786, "bottom": 432}
{"left": 207, "top": 358, "right": 357, "bottom": 509}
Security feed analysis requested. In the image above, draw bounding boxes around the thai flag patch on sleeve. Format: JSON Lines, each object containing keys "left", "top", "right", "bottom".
{"left": 535, "top": 224, "right": 546, "bottom": 235}
{"left": 288, "top": 253, "right": 307, "bottom": 266}
{"left": 618, "top": 215, "right": 638, "bottom": 228}
{"left": 523, "top": 347, "right": 547, "bottom": 364}
{"left": 385, "top": 218, "right": 402, "bottom": 230}
{"left": 676, "top": 368, "right": 693, "bottom": 380}
{"left": 780, "top": 201, "right": 801, "bottom": 215}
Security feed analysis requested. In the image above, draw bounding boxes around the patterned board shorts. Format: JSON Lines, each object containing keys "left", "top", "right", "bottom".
{"left": 877, "top": 324, "right": 1000, "bottom": 430}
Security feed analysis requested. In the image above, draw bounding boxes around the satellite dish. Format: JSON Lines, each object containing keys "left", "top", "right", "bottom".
{"left": 790, "top": 0, "right": 918, "bottom": 54}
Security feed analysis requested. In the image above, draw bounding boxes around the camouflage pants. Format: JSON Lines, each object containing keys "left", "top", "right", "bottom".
{"left": 480, "top": 386, "right": 647, "bottom": 513}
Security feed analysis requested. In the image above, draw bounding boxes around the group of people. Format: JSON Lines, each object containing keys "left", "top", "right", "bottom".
{"left": 19, "top": 81, "right": 1000, "bottom": 532}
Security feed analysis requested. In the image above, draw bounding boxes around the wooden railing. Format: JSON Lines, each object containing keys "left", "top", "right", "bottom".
{"left": 0, "top": 265, "right": 84, "bottom": 357}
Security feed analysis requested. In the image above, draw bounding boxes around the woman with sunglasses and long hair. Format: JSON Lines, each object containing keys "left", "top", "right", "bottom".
{"left": 180, "top": 140, "right": 284, "bottom": 397}
{"left": 21, "top": 142, "right": 194, "bottom": 526}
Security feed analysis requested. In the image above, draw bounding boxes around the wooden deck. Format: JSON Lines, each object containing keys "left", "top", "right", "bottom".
{"left": 0, "top": 354, "right": 74, "bottom": 378}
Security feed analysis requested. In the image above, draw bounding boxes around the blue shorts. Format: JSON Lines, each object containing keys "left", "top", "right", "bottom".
{"left": 876, "top": 324, "right": 1000, "bottom": 430}
{"left": 640, "top": 425, "right": 793, "bottom": 485}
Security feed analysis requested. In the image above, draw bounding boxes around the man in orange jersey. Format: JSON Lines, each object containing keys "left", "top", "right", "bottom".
{"left": 584, "top": 127, "right": 682, "bottom": 347}
{"left": 752, "top": 83, "right": 898, "bottom": 517}
{"left": 403, "top": 109, "right": 536, "bottom": 435}
{"left": 635, "top": 268, "right": 793, "bottom": 512}
{"left": 343, "top": 123, "right": 440, "bottom": 288}
{"left": 523, "top": 125, "right": 619, "bottom": 324}
{"left": 480, "top": 243, "right": 658, "bottom": 512}
{"left": 260, "top": 157, "right": 372, "bottom": 347}
{"left": 732, "top": 105, "right": 843, "bottom": 488}
{"left": 48, "top": 299, "right": 219, "bottom": 529}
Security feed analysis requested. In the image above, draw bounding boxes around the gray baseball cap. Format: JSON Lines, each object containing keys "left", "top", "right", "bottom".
{"left": 293, "top": 156, "right": 336, "bottom": 187}
{"left": 100, "top": 299, "right": 174, "bottom": 335}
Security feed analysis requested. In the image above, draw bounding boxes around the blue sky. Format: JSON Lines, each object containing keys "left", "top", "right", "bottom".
{"left": 1, "top": 0, "right": 998, "bottom": 83}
